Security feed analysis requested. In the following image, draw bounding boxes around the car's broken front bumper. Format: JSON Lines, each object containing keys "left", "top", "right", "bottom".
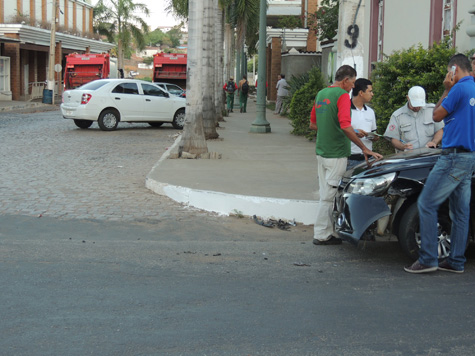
{"left": 333, "top": 193, "right": 392, "bottom": 245}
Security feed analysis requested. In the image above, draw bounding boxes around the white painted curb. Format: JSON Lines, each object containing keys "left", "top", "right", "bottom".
{"left": 145, "top": 135, "right": 318, "bottom": 225}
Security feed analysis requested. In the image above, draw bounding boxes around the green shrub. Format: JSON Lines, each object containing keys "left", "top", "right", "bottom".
{"left": 289, "top": 67, "right": 325, "bottom": 139}
{"left": 281, "top": 71, "right": 311, "bottom": 116}
{"left": 370, "top": 40, "right": 457, "bottom": 134}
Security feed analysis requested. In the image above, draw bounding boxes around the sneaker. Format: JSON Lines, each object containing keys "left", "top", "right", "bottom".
{"left": 404, "top": 260, "right": 437, "bottom": 274}
{"left": 438, "top": 260, "right": 464, "bottom": 274}
{"left": 313, "top": 236, "right": 342, "bottom": 245}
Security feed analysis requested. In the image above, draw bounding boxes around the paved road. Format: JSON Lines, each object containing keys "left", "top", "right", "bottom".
{"left": 0, "top": 109, "right": 199, "bottom": 221}
{"left": 2, "top": 109, "right": 475, "bottom": 356}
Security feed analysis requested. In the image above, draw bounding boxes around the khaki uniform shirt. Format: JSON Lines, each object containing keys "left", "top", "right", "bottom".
{"left": 384, "top": 103, "right": 444, "bottom": 151}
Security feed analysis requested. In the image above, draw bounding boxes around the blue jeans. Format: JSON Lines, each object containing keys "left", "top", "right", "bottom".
{"left": 417, "top": 152, "right": 475, "bottom": 270}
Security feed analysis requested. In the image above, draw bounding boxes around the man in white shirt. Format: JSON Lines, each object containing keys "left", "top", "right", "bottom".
{"left": 383, "top": 86, "right": 443, "bottom": 152}
{"left": 274, "top": 74, "right": 289, "bottom": 114}
{"left": 347, "top": 78, "right": 379, "bottom": 169}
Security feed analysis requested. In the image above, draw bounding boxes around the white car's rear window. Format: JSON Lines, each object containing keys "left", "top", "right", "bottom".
{"left": 79, "top": 80, "right": 111, "bottom": 90}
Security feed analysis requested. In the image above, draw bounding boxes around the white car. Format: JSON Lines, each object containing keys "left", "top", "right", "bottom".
{"left": 154, "top": 82, "right": 186, "bottom": 98}
{"left": 61, "top": 79, "right": 186, "bottom": 131}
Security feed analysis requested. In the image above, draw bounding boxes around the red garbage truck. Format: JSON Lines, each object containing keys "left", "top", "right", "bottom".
{"left": 152, "top": 52, "right": 187, "bottom": 90}
{"left": 64, "top": 53, "right": 113, "bottom": 90}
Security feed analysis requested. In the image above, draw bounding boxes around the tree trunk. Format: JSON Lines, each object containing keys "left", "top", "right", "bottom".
{"left": 117, "top": 39, "right": 123, "bottom": 75}
{"left": 215, "top": 6, "right": 225, "bottom": 122}
{"left": 202, "top": 0, "right": 219, "bottom": 140}
{"left": 224, "top": 23, "right": 233, "bottom": 81}
{"left": 177, "top": 0, "right": 208, "bottom": 156}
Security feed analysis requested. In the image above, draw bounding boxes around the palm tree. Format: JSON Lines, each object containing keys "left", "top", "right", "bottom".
{"left": 167, "top": 0, "right": 259, "bottom": 151}
{"left": 93, "top": 0, "right": 150, "bottom": 75}
{"left": 177, "top": 0, "right": 208, "bottom": 156}
{"left": 201, "top": 0, "right": 219, "bottom": 139}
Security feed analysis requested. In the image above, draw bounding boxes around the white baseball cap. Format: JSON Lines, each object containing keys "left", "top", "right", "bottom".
{"left": 408, "top": 86, "right": 426, "bottom": 107}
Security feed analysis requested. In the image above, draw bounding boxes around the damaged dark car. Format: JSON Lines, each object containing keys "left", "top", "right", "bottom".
{"left": 333, "top": 148, "right": 475, "bottom": 259}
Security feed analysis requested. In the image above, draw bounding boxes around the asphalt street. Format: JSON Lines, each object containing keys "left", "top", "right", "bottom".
{"left": 1, "top": 109, "right": 475, "bottom": 356}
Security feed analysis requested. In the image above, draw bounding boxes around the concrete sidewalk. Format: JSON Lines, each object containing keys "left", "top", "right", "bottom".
{"left": 0, "top": 99, "right": 58, "bottom": 113}
{"left": 146, "top": 99, "right": 319, "bottom": 225}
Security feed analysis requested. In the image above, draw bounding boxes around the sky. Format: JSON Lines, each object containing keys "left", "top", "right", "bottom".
{"left": 91, "top": 0, "right": 182, "bottom": 30}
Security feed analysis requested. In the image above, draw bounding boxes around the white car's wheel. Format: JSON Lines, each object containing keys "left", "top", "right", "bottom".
{"left": 74, "top": 119, "right": 93, "bottom": 129}
{"left": 172, "top": 109, "right": 185, "bottom": 129}
{"left": 98, "top": 109, "right": 120, "bottom": 131}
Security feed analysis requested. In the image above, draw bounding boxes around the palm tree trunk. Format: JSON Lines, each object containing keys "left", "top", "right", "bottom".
{"left": 177, "top": 0, "right": 208, "bottom": 156}
{"left": 117, "top": 39, "right": 123, "bottom": 75}
{"left": 202, "top": 0, "right": 219, "bottom": 140}
{"left": 224, "top": 23, "right": 233, "bottom": 81}
{"left": 215, "top": 5, "right": 225, "bottom": 122}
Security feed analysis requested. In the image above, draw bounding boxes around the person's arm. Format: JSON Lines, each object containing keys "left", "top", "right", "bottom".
{"left": 391, "top": 138, "right": 413, "bottom": 151}
{"left": 342, "top": 127, "right": 383, "bottom": 161}
{"left": 309, "top": 105, "right": 317, "bottom": 131}
{"left": 353, "top": 129, "right": 368, "bottom": 138}
{"left": 433, "top": 93, "right": 449, "bottom": 122}
{"left": 433, "top": 71, "right": 453, "bottom": 122}
{"left": 338, "top": 95, "right": 382, "bottom": 161}
{"left": 426, "top": 128, "right": 443, "bottom": 147}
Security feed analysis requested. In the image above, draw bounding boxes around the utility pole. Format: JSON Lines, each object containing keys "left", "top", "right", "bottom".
{"left": 47, "top": 0, "right": 58, "bottom": 103}
{"left": 250, "top": 0, "right": 271, "bottom": 133}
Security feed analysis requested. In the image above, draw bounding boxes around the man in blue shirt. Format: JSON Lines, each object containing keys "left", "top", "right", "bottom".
{"left": 405, "top": 54, "right": 475, "bottom": 274}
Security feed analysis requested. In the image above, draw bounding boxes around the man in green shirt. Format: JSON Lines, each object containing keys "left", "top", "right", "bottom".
{"left": 310, "top": 65, "right": 383, "bottom": 245}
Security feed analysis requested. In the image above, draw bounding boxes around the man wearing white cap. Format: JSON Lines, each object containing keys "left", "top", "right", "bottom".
{"left": 384, "top": 86, "right": 444, "bottom": 152}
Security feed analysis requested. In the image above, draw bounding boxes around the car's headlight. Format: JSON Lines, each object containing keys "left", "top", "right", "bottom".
{"left": 345, "top": 172, "right": 396, "bottom": 196}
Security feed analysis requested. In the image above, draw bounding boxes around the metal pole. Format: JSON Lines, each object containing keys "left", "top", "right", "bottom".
{"left": 47, "top": 0, "right": 58, "bottom": 104}
{"left": 250, "top": 0, "right": 271, "bottom": 133}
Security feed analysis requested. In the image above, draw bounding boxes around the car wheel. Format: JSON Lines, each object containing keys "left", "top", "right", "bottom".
{"left": 398, "top": 203, "right": 453, "bottom": 260}
{"left": 172, "top": 109, "right": 185, "bottom": 129}
{"left": 148, "top": 122, "right": 163, "bottom": 128}
{"left": 98, "top": 109, "right": 120, "bottom": 131}
{"left": 73, "top": 119, "right": 93, "bottom": 129}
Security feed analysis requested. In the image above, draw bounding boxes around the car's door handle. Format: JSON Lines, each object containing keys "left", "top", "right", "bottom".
{"left": 115, "top": 97, "right": 120, "bottom": 100}
{"left": 146, "top": 99, "right": 151, "bottom": 102}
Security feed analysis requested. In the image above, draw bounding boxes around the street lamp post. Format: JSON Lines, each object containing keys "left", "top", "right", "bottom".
{"left": 250, "top": 0, "right": 271, "bottom": 133}
{"left": 47, "top": 0, "right": 58, "bottom": 104}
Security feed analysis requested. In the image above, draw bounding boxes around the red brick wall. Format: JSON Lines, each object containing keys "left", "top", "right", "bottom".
{"left": 266, "top": 45, "right": 272, "bottom": 99}
{"left": 55, "top": 41, "right": 63, "bottom": 96}
{"left": 0, "top": 0, "right": 4, "bottom": 23}
{"left": 29, "top": 0, "right": 36, "bottom": 25}
{"left": 42, "top": 0, "right": 47, "bottom": 23}
{"left": 64, "top": 0, "right": 69, "bottom": 29}
{"left": 4, "top": 43, "right": 21, "bottom": 100}
{"left": 83, "top": 7, "right": 86, "bottom": 35}
{"left": 73, "top": 2, "right": 77, "bottom": 32}
{"left": 307, "top": 0, "right": 318, "bottom": 51}
{"left": 89, "top": 8, "right": 93, "bottom": 33}
{"left": 269, "top": 37, "right": 282, "bottom": 102}
{"left": 16, "top": 0, "right": 22, "bottom": 15}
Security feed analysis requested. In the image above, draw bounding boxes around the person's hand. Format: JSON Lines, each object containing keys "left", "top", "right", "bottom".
{"left": 403, "top": 143, "right": 413, "bottom": 150}
{"left": 355, "top": 129, "right": 367, "bottom": 138}
{"left": 425, "top": 141, "right": 437, "bottom": 148}
{"left": 443, "top": 71, "right": 455, "bottom": 91}
{"left": 362, "top": 148, "right": 383, "bottom": 162}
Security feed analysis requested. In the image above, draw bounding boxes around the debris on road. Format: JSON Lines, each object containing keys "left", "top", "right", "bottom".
{"left": 293, "top": 262, "right": 311, "bottom": 267}
{"left": 253, "top": 215, "right": 294, "bottom": 230}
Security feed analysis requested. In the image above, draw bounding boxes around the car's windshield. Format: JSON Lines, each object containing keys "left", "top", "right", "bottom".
{"left": 79, "top": 80, "right": 111, "bottom": 91}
